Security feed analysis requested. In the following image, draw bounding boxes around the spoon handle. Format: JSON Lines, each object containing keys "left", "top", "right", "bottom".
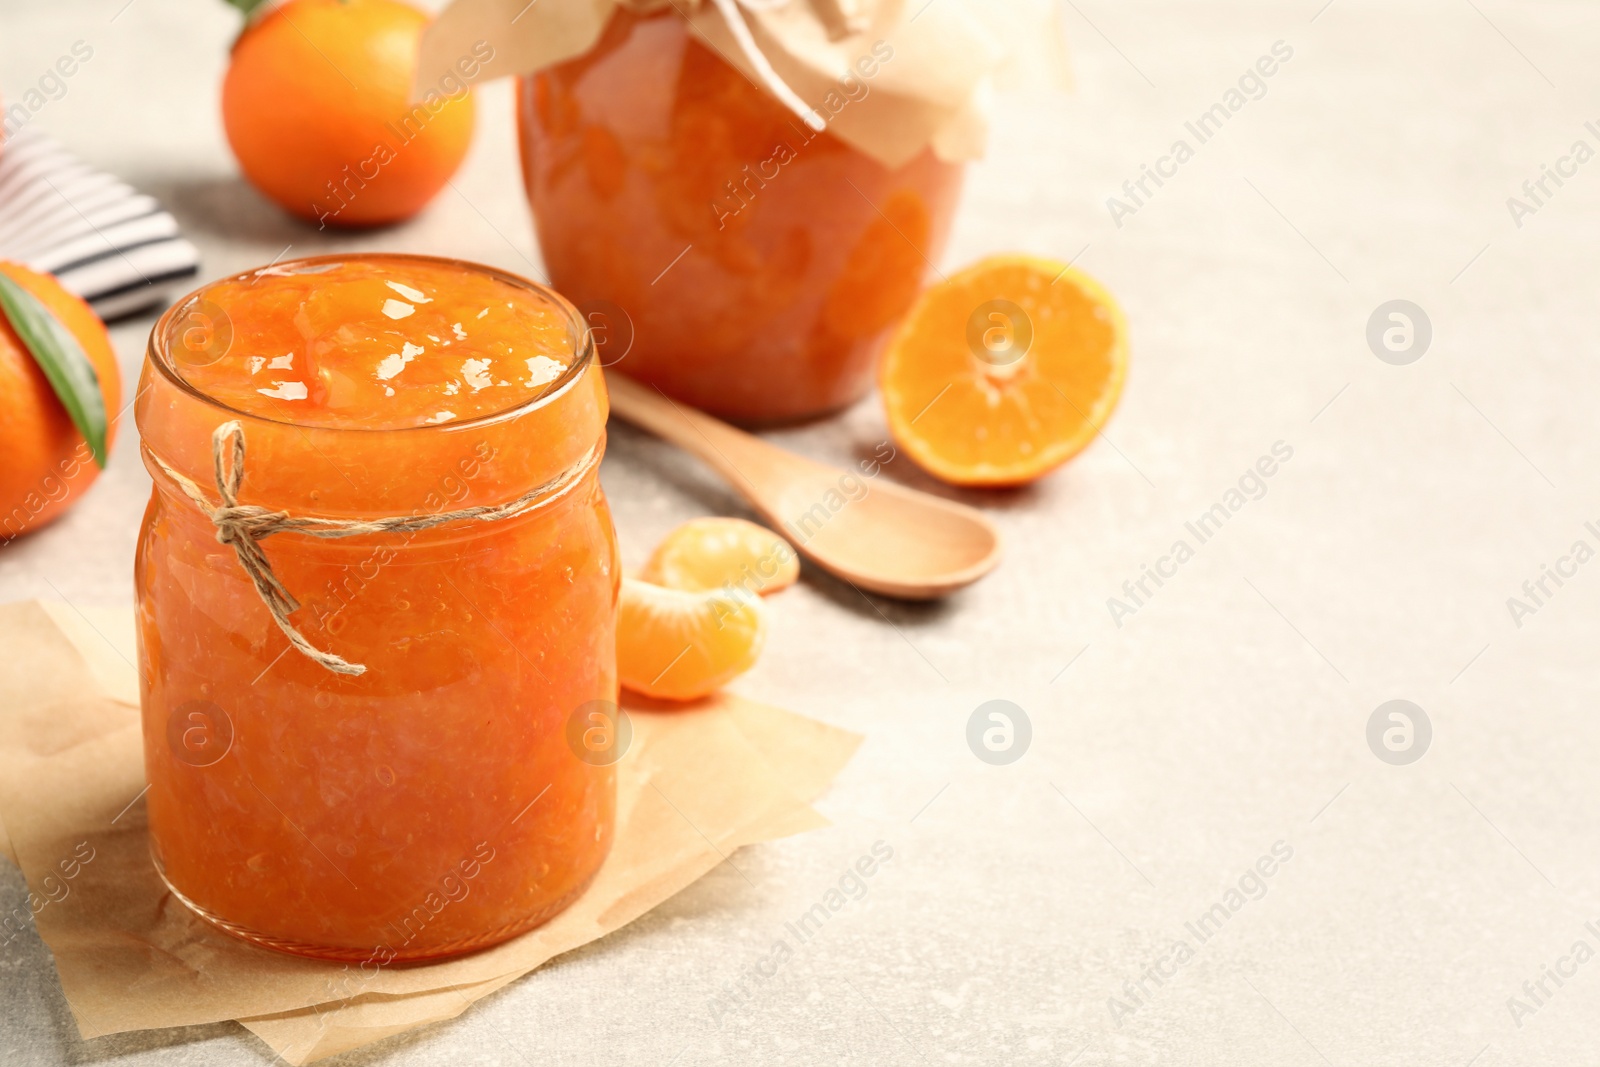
{"left": 603, "top": 371, "right": 792, "bottom": 494}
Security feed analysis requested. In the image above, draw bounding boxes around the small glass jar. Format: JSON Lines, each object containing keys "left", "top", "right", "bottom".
{"left": 518, "top": 8, "right": 966, "bottom": 424}
{"left": 134, "top": 254, "right": 619, "bottom": 962}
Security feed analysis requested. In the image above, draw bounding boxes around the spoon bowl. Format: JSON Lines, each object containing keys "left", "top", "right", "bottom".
{"left": 605, "top": 373, "right": 1001, "bottom": 599}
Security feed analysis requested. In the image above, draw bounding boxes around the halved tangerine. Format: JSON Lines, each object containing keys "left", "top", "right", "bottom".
{"left": 640, "top": 517, "right": 799, "bottom": 596}
{"left": 879, "top": 255, "right": 1128, "bottom": 487}
{"left": 616, "top": 577, "right": 766, "bottom": 701}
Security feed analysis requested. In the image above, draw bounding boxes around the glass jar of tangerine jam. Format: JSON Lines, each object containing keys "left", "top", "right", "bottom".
{"left": 134, "top": 254, "right": 619, "bottom": 962}
{"left": 518, "top": 8, "right": 966, "bottom": 423}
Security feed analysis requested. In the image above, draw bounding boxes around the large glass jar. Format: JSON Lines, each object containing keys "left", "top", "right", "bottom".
{"left": 518, "top": 8, "right": 966, "bottom": 424}
{"left": 134, "top": 254, "right": 619, "bottom": 962}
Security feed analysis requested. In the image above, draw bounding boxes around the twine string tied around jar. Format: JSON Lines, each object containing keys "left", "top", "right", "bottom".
{"left": 149, "top": 420, "right": 598, "bottom": 678}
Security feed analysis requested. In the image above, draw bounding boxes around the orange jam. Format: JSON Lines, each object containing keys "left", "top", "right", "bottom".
{"left": 518, "top": 9, "right": 966, "bottom": 423}
{"left": 134, "top": 254, "right": 619, "bottom": 962}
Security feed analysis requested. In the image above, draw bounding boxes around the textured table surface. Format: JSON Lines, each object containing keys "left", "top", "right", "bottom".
{"left": 4, "top": 1, "right": 1600, "bottom": 1064}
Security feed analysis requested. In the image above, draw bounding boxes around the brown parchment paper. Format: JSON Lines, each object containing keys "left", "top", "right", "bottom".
{"left": 417, "top": 0, "right": 1070, "bottom": 168}
{"left": 0, "top": 600, "right": 861, "bottom": 1064}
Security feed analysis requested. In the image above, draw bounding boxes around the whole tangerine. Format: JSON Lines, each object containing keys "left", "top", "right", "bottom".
{"left": 0, "top": 261, "right": 121, "bottom": 542}
{"left": 221, "top": 0, "right": 479, "bottom": 227}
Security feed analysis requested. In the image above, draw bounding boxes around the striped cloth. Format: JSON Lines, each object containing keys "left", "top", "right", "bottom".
{"left": 0, "top": 126, "right": 199, "bottom": 321}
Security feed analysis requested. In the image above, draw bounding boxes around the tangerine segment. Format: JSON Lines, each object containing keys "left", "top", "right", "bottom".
{"left": 879, "top": 255, "right": 1128, "bottom": 487}
{"left": 617, "top": 578, "right": 766, "bottom": 701}
{"left": 641, "top": 518, "right": 799, "bottom": 596}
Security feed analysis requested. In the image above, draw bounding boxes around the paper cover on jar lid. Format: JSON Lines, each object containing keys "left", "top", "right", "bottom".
{"left": 0, "top": 600, "right": 862, "bottom": 1063}
{"left": 417, "top": 0, "right": 1070, "bottom": 168}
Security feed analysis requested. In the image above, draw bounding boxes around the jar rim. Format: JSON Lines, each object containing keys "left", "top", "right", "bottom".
{"left": 146, "top": 252, "right": 596, "bottom": 436}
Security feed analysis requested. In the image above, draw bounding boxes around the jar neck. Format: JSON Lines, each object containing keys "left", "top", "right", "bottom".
{"left": 135, "top": 360, "right": 610, "bottom": 521}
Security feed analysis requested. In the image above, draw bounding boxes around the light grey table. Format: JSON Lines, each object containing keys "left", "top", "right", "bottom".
{"left": 4, "top": 1, "right": 1600, "bottom": 1064}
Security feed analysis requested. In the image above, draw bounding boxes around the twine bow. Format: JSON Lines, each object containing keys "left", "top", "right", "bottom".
{"left": 151, "top": 421, "right": 598, "bottom": 677}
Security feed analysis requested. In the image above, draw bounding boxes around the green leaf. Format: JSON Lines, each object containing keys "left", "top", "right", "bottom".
{"left": 221, "top": 0, "right": 278, "bottom": 21}
{"left": 0, "top": 272, "right": 108, "bottom": 468}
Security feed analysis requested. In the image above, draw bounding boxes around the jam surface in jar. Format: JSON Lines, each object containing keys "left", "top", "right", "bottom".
{"left": 136, "top": 255, "right": 619, "bottom": 962}
{"left": 518, "top": 9, "right": 965, "bottom": 423}
{"left": 177, "top": 259, "right": 579, "bottom": 428}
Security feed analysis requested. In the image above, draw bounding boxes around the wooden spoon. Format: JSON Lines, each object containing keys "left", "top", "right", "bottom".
{"left": 605, "top": 372, "right": 1002, "bottom": 599}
